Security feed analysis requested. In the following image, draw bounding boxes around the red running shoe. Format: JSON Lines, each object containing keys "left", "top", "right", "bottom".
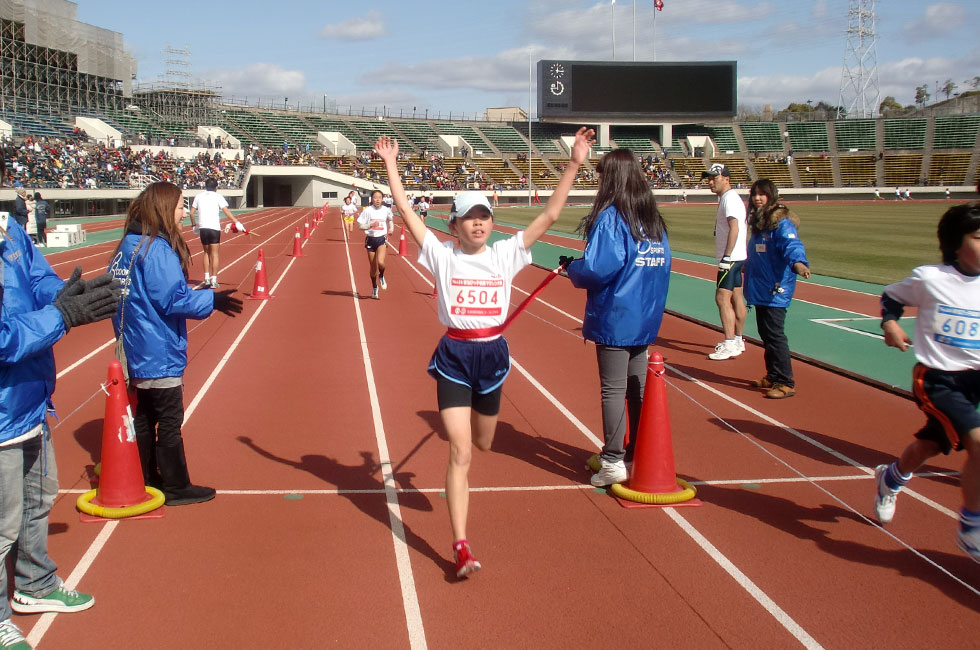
{"left": 453, "top": 541, "right": 481, "bottom": 578}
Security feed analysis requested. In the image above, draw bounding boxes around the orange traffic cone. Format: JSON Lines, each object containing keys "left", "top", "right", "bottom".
{"left": 398, "top": 226, "right": 408, "bottom": 256}
{"left": 290, "top": 227, "right": 304, "bottom": 257}
{"left": 76, "top": 361, "right": 165, "bottom": 520}
{"left": 248, "top": 248, "right": 274, "bottom": 300}
{"left": 610, "top": 351, "right": 700, "bottom": 508}
{"left": 303, "top": 220, "right": 311, "bottom": 239}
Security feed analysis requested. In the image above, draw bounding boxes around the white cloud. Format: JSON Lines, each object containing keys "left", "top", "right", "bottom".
{"left": 207, "top": 63, "right": 307, "bottom": 98}
{"left": 901, "top": 2, "right": 967, "bottom": 43}
{"left": 319, "top": 10, "right": 385, "bottom": 41}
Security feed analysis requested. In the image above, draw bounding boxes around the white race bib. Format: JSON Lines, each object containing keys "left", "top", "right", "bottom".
{"left": 449, "top": 277, "right": 503, "bottom": 317}
{"left": 933, "top": 304, "right": 980, "bottom": 350}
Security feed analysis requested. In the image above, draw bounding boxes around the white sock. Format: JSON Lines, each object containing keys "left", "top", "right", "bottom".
{"left": 204, "top": 273, "right": 210, "bottom": 281}
{"left": 735, "top": 335, "right": 743, "bottom": 343}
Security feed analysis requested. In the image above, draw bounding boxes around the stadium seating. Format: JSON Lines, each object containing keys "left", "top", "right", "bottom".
{"left": 786, "top": 122, "right": 829, "bottom": 152}
{"left": 838, "top": 155, "right": 877, "bottom": 187}
{"left": 884, "top": 153, "right": 923, "bottom": 185}
{"left": 304, "top": 116, "right": 371, "bottom": 149}
{"left": 392, "top": 121, "right": 441, "bottom": 151}
{"left": 932, "top": 115, "right": 980, "bottom": 149}
{"left": 738, "top": 123, "right": 783, "bottom": 152}
{"left": 349, "top": 120, "right": 407, "bottom": 150}
{"left": 707, "top": 125, "right": 740, "bottom": 153}
{"left": 927, "top": 152, "right": 971, "bottom": 185}
{"left": 752, "top": 160, "right": 793, "bottom": 188}
{"left": 263, "top": 112, "right": 319, "bottom": 149}
{"left": 671, "top": 158, "right": 707, "bottom": 186}
{"left": 222, "top": 109, "right": 280, "bottom": 147}
{"left": 884, "top": 119, "right": 926, "bottom": 150}
{"left": 834, "top": 119, "right": 877, "bottom": 150}
{"left": 612, "top": 137, "right": 657, "bottom": 153}
{"left": 662, "top": 139, "right": 686, "bottom": 155}
{"left": 433, "top": 122, "right": 493, "bottom": 154}
{"left": 795, "top": 155, "right": 834, "bottom": 187}
{"left": 473, "top": 158, "right": 522, "bottom": 188}
{"left": 479, "top": 125, "right": 530, "bottom": 154}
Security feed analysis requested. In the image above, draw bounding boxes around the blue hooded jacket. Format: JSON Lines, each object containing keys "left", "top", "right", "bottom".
{"left": 744, "top": 206, "right": 809, "bottom": 308}
{"left": 109, "top": 229, "right": 213, "bottom": 379}
{"left": 566, "top": 206, "right": 671, "bottom": 346}
{"left": 0, "top": 214, "right": 67, "bottom": 444}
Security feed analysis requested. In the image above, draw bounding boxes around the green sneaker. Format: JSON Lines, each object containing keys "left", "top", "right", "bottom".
{"left": 0, "top": 619, "right": 31, "bottom": 649}
{"left": 11, "top": 584, "right": 94, "bottom": 614}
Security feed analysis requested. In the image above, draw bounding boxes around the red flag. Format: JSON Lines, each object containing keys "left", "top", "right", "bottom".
{"left": 655, "top": 0, "right": 664, "bottom": 10}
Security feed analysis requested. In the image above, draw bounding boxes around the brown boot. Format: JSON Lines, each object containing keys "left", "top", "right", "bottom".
{"left": 765, "top": 384, "right": 796, "bottom": 399}
{"left": 750, "top": 376, "right": 773, "bottom": 389}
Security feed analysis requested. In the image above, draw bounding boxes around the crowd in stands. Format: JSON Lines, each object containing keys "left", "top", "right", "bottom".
{"left": 2, "top": 135, "right": 245, "bottom": 190}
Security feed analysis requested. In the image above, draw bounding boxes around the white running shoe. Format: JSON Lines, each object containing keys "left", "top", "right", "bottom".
{"left": 735, "top": 338, "right": 745, "bottom": 353}
{"left": 708, "top": 339, "right": 742, "bottom": 360}
{"left": 194, "top": 280, "right": 210, "bottom": 290}
{"left": 957, "top": 526, "right": 980, "bottom": 563}
{"left": 590, "top": 459, "right": 628, "bottom": 487}
{"left": 873, "top": 464, "right": 898, "bottom": 524}
{"left": 372, "top": 288, "right": 379, "bottom": 300}
{"left": 379, "top": 276, "right": 387, "bottom": 290}
{"left": 210, "top": 277, "right": 219, "bottom": 289}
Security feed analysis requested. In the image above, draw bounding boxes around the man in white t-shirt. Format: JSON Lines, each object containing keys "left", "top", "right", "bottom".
{"left": 190, "top": 178, "right": 235, "bottom": 289}
{"left": 703, "top": 163, "right": 748, "bottom": 360}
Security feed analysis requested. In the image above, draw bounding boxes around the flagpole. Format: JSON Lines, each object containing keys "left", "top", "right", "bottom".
{"left": 653, "top": 3, "right": 657, "bottom": 62}
{"left": 611, "top": 0, "right": 616, "bottom": 60}
{"left": 528, "top": 50, "right": 532, "bottom": 207}
{"left": 632, "top": 0, "right": 636, "bottom": 62}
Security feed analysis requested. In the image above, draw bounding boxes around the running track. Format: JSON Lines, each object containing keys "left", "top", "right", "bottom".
{"left": 17, "top": 208, "right": 978, "bottom": 648}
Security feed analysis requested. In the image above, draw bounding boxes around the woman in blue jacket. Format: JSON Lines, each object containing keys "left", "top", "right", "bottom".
{"left": 743, "top": 179, "right": 810, "bottom": 399}
{"left": 109, "top": 182, "right": 240, "bottom": 505}
{"left": 565, "top": 149, "right": 671, "bottom": 487}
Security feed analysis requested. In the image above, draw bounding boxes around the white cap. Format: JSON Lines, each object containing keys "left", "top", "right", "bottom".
{"left": 449, "top": 192, "right": 493, "bottom": 221}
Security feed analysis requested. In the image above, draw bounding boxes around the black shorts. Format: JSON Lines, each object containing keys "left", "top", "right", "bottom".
{"left": 716, "top": 260, "right": 744, "bottom": 290}
{"left": 199, "top": 228, "right": 221, "bottom": 245}
{"left": 364, "top": 235, "right": 386, "bottom": 251}
{"left": 912, "top": 364, "right": 980, "bottom": 454}
{"left": 436, "top": 376, "right": 503, "bottom": 415}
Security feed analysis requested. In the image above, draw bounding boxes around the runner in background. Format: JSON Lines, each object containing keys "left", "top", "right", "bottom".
{"left": 356, "top": 189, "right": 393, "bottom": 299}
{"left": 340, "top": 195, "right": 357, "bottom": 234}
{"left": 190, "top": 178, "right": 234, "bottom": 289}
{"left": 374, "top": 127, "right": 595, "bottom": 578}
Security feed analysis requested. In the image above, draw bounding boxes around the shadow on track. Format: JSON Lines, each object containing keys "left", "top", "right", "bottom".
{"left": 236, "top": 435, "right": 458, "bottom": 581}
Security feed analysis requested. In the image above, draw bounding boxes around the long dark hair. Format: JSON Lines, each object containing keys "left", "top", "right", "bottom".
{"left": 112, "top": 181, "right": 192, "bottom": 272}
{"left": 576, "top": 148, "right": 666, "bottom": 242}
{"left": 748, "top": 179, "right": 781, "bottom": 234}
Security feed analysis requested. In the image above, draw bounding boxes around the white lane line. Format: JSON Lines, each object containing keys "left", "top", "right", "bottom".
{"left": 30, "top": 211, "right": 309, "bottom": 647}
{"left": 664, "top": 509, "right": 824, "bottom": 649}
{"left": 343, "top": 227, "right": 427, "bottom": 650}
{"left": 25, "top": 521, "right": 118, "bottom": 647}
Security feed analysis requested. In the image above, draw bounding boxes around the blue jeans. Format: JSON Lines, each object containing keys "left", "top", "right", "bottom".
{"left": 0, "top": 427, "right": 60, "bottom": 621}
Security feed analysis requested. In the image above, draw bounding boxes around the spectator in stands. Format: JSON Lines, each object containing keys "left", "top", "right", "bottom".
{"left": 743, "top": 179, "right": 810, "bottom": 399}
{"left": 33, "top": 192, "right": 50, "bottom": 247}
{"left": 702, "top": 163, "right": 748, "bottom": 360}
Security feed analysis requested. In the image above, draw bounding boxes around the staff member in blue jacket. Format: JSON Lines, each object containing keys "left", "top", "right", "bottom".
{"left": 109, "top": 182, "right": 241, "bottom": 506}
{"left": 743, "top": 179, "right": 810, "bottom": 399}
{"left": 1, "top": 211, "right": 120, "bottom": 645}
{"left": 564, "top": 149, "right": 671, "bottom": 487}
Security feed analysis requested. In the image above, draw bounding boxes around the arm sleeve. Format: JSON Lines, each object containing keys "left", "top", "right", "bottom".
{"left": 566, "top": 214, "right": 626, "bottom": 290}
{"left": 142, "top": 243, "right": 214, "bottom": 320}
{"left": 880, "top": 292, "right": 905, "bottom": 323}
{"left": 880, "top": 268, "right": 924, "bottom": 323}
{"left": 776, "top": 221, "right": 808, "bottom": 268}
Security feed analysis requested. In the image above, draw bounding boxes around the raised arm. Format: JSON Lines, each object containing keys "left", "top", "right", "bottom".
{"left": 375, "top": 136, "right": 427, "bottom": 246}
{"left": 523, "top": 127, "right": 595, "bottom": 247}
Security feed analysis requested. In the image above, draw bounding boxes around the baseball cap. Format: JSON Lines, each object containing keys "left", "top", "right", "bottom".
{"left": 701, "top": 163, "right": 730, "bottom": 178}
{"left": 449, "top": 191, "right": 493, "bottom": 221}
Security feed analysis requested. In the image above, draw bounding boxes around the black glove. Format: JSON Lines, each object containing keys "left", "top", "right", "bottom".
{"left": 719, "top": 255, "right": 732, "bottom": 271}
{"left": 54, "top": 266, "right": 86, "bottom": 302}
{"left": 558, "top": 255, "right": 578, "bottom": 269}
{"left": 212, "top": 289, "right": 243, "bottom": 317}
{"left": 54, "top": 283, "right": 121, "bottom": 332}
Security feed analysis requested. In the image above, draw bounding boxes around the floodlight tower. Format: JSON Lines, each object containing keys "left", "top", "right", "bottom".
{"left": 837, "top": 0, "right": 880, "bottom": 119}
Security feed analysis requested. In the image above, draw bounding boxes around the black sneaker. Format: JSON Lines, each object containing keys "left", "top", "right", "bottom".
{"left": 163, "top": 485, "right": 216, "bottom": 506}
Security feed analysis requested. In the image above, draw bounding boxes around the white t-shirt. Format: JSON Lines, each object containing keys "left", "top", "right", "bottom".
{"left": 419, "top": 201, "right": 430, "bottom": 212}
{"left": 418, "top": 230, "right": 531, "bottom": 335}
{"left": 714, "top": 189, "right": 747, "bottom": 261}
{"left": 357, "top": 205, "right": 393, "bottom": 237}
{"left": 192, "top": 191, "right": 229, "bottom": 231}
{"left": 341, "top": 203, "right": 357, "bottom": 219}
{"left": 884, "top": 264, "right": 980, "bottom": 371}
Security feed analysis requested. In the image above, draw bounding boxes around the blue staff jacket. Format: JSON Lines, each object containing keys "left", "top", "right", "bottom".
{"left": 744, "top": 209, "right": 809, "bottom": 308}
{"left": 566, "top": 206, "right": 671, "bottom": 347}
{"left": 0, "top": 215, "right": 66, "bottom": 444}
{"left": 109, "top": 229, "right": 213, "bottom": 379}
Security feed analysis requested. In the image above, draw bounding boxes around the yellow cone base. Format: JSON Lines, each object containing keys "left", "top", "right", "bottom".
{"left": 77, "top": 487, "right": 166, "bottom": 521}
{"left": 610, "top": 478, "right": 702, "bottom": 509}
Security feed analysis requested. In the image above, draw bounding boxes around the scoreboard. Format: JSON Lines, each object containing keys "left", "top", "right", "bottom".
{"left": 537, "top": 60, "right": 736, "bottom": 120}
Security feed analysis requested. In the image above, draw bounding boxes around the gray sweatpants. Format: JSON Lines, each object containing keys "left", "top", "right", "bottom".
{"left": 596, "top": 344, "right": 648, "bottom": 463}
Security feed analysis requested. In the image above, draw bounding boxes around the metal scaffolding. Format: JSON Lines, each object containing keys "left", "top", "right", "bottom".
{"left": 0, "top": 0, "right": 135, "bottom": 116}
{"left": 837, "top": 0, "right": 880, "bottom": 119}
{"left": 132, "top": 45, "right": 221, "bottom": 128}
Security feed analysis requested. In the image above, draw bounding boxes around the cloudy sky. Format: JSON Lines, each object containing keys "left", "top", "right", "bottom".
{"left": 77, "top": 0, "right": 978, "bottom": 118}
